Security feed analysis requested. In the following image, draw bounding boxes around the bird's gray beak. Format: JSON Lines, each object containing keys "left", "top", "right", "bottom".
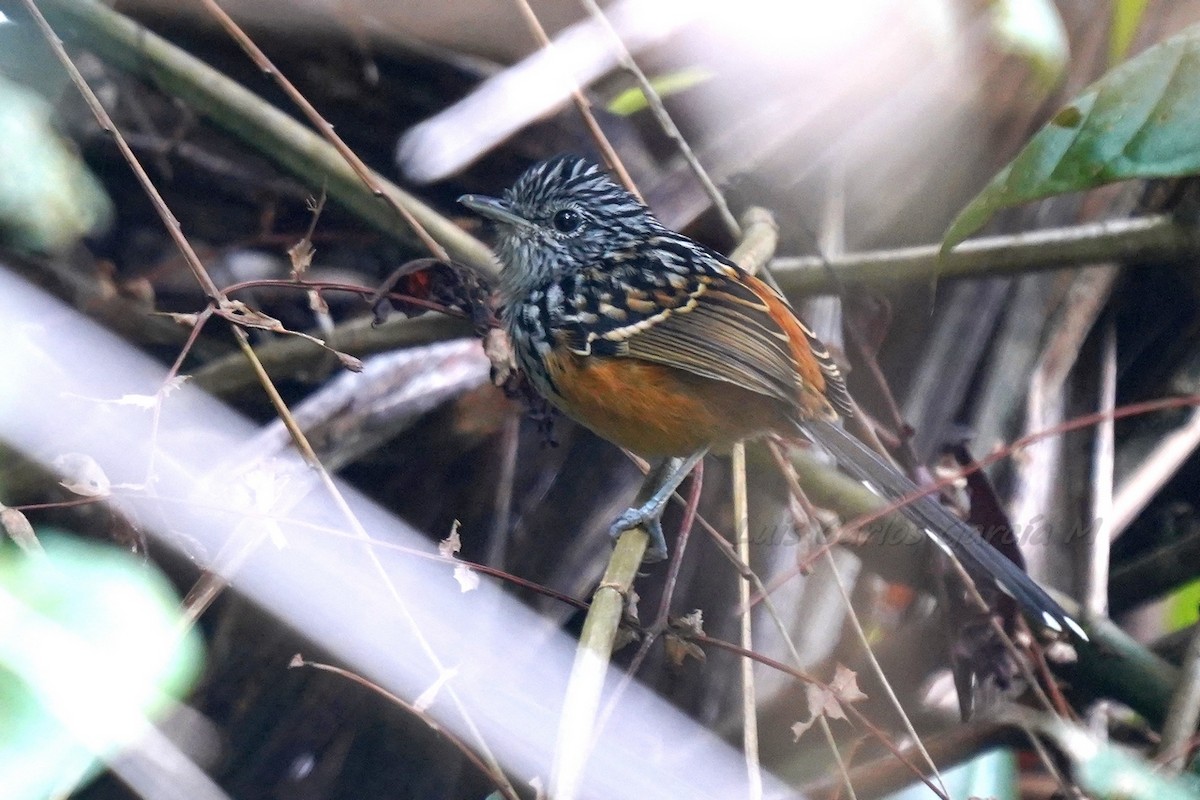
{"left": 458, "top": 194, "right": 532, "bottom": 229}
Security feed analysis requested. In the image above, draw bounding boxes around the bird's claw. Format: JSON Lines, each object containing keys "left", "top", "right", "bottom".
{"left": 609, "top": 508, "right": 668, "bottom": 563}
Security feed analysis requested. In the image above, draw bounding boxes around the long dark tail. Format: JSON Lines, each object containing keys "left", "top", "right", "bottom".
{"left": 803, "top": 420, "right": 1087, "bottom": 640}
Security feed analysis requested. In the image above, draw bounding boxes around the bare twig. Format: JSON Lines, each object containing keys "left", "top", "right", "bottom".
{"left": 486, "top": 415, "right": 521, "bottom": 568}
{"left": 1112, "top": 406, "right": 1200, "bottom": 537}
{"left": 767, "top": 443, "right": 948, "bottom": 799}
{"left": 145, "top": 306, "right": 214, "bottom": 484}
{"left": 1018, "top": 724, "right": 1079, "bottom": 799}
{"left": 549, "top": 475, "right": 656, "bottom": 800}
{"left": 1086, "top": 318, "right": 1116, "bottom": 618}
{"left": 1158, "top": 625, "right": 1200, "bottom": 771}
{"left": 692, "top": 635, "right": 947, "bottom": 797}
{"left": 1010, "top": 266, "right": 1117, "bottom": 580}
{"left": 509, "top": 0, "right": 641, "bottom": 200}
{"left": 195, "top": 0, "right": 450, "bottom": 262}
{"left": 293, "top": 657, "right": 520, "bottom": 800}
{"left": 192, "top": 313, "right": 472, "bottom": 397}
{"left": 590, "top": 461, "right": 703, "bottom": 739}
{"left": 228, "top": 326, "right": 518, "bottom": 798}
{"left": 35, "top": 0, "right": 495, "bottom": 271}
{"left": 576, "top": 0, "right": 740, "bottom": 238}
{"left": 799, "top": 722, "right": 1019, "bottom": 800}
{"left": 731, "top": 443, "right": 764, "bottom": 800}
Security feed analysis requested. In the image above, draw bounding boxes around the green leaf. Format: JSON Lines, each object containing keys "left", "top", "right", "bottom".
{"left": 606, "top": 67, "right": 714, "bottom": 117}
{"left": 1110, "top": 0, "right": 1151, "bottom": 65}
{"left": 0, "top": 76, "right": 113, "bottom": 252}
{"left": 1071, "top": 731, "right": 1200, "bottom": 800}
{"left": 1168, "top": 577, "right": 1200, "bottom": 630}
{"left": 0, "top": 534, "right": 204, "bottom": 799}
{"left": 944, "top": 23, "right": 1200, "bottom": 250}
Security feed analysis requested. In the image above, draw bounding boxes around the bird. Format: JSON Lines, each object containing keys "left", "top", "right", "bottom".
{"left": 459, "top": 154, "right": 1086, "bottom": 640}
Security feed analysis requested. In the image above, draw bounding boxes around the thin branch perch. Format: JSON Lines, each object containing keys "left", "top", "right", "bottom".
{"left": 771, "top": 215, "right": 1199, "bottom": 293}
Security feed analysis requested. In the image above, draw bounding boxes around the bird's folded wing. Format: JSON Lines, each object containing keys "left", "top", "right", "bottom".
{"left": 599, "top": 254, "right": 850, "bottom": 420}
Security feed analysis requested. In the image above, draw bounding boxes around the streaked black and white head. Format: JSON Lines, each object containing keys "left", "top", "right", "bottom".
{"left": 459, "top": 155, "right": 659, "bottom": 300}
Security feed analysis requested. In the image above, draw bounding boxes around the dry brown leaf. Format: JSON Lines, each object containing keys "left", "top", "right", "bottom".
{"left": 663, "top": 633, "right": 706, "bottom": 667}
{"left": 288, "top": 238, "right": 315, "bottom": 276}
{"left": 670, "top": 609, "right": 704, "bottom": 636}
{"left": 215, "top": 300, "right": 287, "bottom": 332}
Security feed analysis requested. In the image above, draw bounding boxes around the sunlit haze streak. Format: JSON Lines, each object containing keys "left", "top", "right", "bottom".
{"left": 0, "top": 268, "right": 797, "bottom": 799}
{"left": 398, "top": 0, "right": 954, "bottom": 188}
{"left": 397, "top": 0, "right": 700, "bottom": 183}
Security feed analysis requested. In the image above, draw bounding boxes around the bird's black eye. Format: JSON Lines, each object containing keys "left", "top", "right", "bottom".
{"left": 552, "top": 208, "right": 582, "bottom": 233}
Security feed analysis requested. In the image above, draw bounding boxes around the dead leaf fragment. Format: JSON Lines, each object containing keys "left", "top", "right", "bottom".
{"left": 790, "top": 718, "right": 815, "bottom": 742}
{"left": 484, "top": 328, "right": 517, "bottom": 387}
{"left": 156, "top": 311, "right": 201, "bottom": 327}
{"left": 803, "top": 664, "right": 867, "bottom": 724}
{"left": 829, "top": 663, "right": 867, "bottom": 705}
{"left": 287, "top": 238, "right": 315, "bottom": 275}
{"left": 0, "top": 505, "right": 43, "bottom": 553}
{"left": 670, "top": 609, "right": 705, "bottom": 636}
{"left": 215, "top": 300, "right": 287, "bottom": 332}
{"left": 439, "top": 521, "right": 462, "bottom": 558}
{"left": 663, "top": 633, "right": 706, "bottom": 667}
{"left": 335, "top": 351, "right": 365, "bottom": 372}
{"left": 53, "top": 452, "right": 111, "bottom": 497}
{"left": 453, "top": 563, "right": 480, "bottom": 593}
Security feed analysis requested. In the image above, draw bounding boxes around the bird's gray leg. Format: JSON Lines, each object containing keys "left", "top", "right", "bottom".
{"left": 609, "top": 449, "right": 707, "bottom": 562}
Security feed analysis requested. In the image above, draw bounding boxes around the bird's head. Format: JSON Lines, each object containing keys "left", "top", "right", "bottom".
{"left": 459, "top": 155, "right": 657, "bottom": 299}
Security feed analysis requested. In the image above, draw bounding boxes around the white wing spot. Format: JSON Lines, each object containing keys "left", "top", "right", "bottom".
{"left": 600, "top": 286, "right": 705, "bottom": 343}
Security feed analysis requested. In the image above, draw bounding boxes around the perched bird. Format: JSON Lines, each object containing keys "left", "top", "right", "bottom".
{"left": 460, "top": 154, "right": 1085, "bottom": 639}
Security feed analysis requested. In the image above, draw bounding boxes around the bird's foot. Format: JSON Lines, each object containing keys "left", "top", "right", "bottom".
{"left": 608, "top": 505, "right": 668, "bottom": 563}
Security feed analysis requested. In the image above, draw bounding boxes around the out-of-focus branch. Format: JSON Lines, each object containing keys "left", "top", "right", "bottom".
{"left": 1109, "top": 521, "right": 1200, "bottom": 615}
{"left": 771, "top": 215, "right": 1198, "bottom": 293}
{"left": 192, "top": 314, "right": 473, "bottom": 397}
{"left": 1158, "top": 624, "right": 1200, "bottom": 771}
{"left": 550, "top": 485, "right": 653, "bottom": 800}
{"left": 36, "top": 0, "right": 497, "bottom": 273}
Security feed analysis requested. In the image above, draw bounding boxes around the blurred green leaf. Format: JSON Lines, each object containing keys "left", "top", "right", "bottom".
{"left": 1111, "top": 0, "right": 1151, "bottom": 65}
{"left": 990, "top": 0, "right": 1069, "bottom": 85}
{"left": 945, "top": 24, "right": 1200, "bottom": 250}
{"left": 606, "top": 67, "right": 714, "bottom": 117}
{"left": 0, "top": 75, "right": 112, "bottom": 252}
{"left": 1169, "top": 577, "right": 1200, "bottom": 630}
{"left": 1071, "top": 730, "right": 1200, "bottom": 799}
{"left": 0, "top": 534, "right": 203, "bottom": 799}
{"left": 1018, "top": 712, "right": 1200, "bottom": 800}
